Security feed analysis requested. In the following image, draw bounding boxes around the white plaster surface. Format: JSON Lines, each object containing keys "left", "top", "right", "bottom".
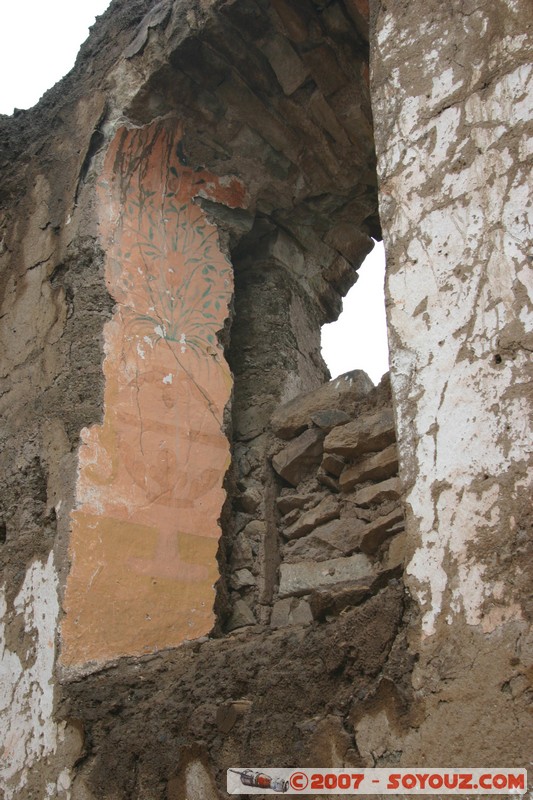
{"left": 372, "top": 1, "right": 533, "bottom": 636}
{"left": 0, "top": 553, "right": 71, "bottom": 799}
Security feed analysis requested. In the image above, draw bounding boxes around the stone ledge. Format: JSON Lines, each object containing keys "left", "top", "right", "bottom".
{"left": 283, "top": 494, "right": 340, "bottom": 540}
{"left": 324, "top": 408, "right": 396, "bottom": 458}
{"left": 339, "top": 444, "right": 398, "bottom": 490}
{"left": 309, "top": 568, "right": 402, "bottom": 621}
{"left": 352, "top": 477, "right": 401, "bottom": 507}
{"left": 278, "top": 553, "right": 373, "bottom": 597}
{"left": 271, "top": 370, "right": 373, "bottom": 439}
{"left": 272, "top": 427, "right": 325, "bottom": 485}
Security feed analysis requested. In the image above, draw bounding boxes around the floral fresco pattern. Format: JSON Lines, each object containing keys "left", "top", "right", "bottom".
{"left": 61, "top": 121, "right": 245, "bottom": 667}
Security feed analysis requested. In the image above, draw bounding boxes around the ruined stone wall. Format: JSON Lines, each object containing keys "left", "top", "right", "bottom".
{"left": 223, "top": 371, "right": 404, "bottom": 631}
{"left": 0, "top": 0, "right": 531, "bottom": 796}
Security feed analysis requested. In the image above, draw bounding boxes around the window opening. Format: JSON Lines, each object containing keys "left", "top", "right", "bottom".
{"left": 321, "top": 240, "right": 389, "bottom": 385}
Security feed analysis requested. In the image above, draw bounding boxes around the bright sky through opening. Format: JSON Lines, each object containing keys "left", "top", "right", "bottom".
{"left": 321, "top": 241, "right": 389, "bottom": 386}
{"left": 0, "top": 1, "right": 111, "bottom": 114}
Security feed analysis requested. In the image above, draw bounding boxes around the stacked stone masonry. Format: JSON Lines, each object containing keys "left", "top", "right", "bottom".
{"left": 274, "top": 373, "right": 404, "bottom": 620}
{"left": 224, "top": 370, "right": 406, "bottom": 632}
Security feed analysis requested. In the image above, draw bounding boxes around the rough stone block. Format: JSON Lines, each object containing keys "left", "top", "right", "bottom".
{"left": 322, "top": 253, "right": 359, "bottom": 296}
{"left": 283, "top": 516, "right": 366, "bottom": 562}
{"left": 262, "top": 34, "right": 309, "bottom": 95}
{"left": 276, "top": 492, "right": 317, "bottom": 515}
{"left": 317, "top": 470, "right": 340, "bottom": 492}
{"left": 344, "top": 503, "right": 373, "bottom": 523}
{"left": 234, "top": 400, "right": 272, "bottom": 441}
{"left": 309, "top": 90, "right": 351, "bottom": 147}
{"left": 235, "top": 512, "right": 254, "bottom": 534}
{"left": 339, "top": 444, "right": 398, "bottom": 491}
{"left": 283, "top": 532, "right": 337, "bottom": 564}
{"left": 324, "top": 221, "right": 374, "bottom": 266}
{"left": 270, "top": 0, "right": 311, "bottom": 43}
{"left": 271, "top": 596, "right": 313, "bottom": 627}
{"left": 278, "top": 553, "right": 373, "bottom": 597}
{"left": 321, "top": 2, "right": 357, "bottom": 39}
{"left": 382, "top": 531, "right": 408, "bottom": 571}
{"left": 352, "top": 477, "right": 401, "bottom": 507}
{"left": 310, "top": 408, "right": 351, "bottom": 431}
{"left": 267, "top": 228, "right": 306, "bottom": 271}
{"left": 243, "top": 519, "right": 267, "bottom": 539}
{"left": 316, "top": 517, "right": 367, "bottom": 555}
{"left": 343, "top": 0, "right": 369, "bottom": 41}
{"left": 236, "top": 486, "right": 262, "bottom": 514}
{"left": 324, "top": 408, "right": 396, "bottom": 458}
{"left": 322, "top": 452, "right": 345, "bottom": 476}
{"left": 272, "top": 427, "right": 325, "bottom": 486}
{"left": 283, "top": 494, "right": 340, "bottom": 540}
{"left": 302, "top": 44, "right": 347, "bottom": 96}
{"left": 230, "top": 532, "right": 254, "bottom": 570}
{"left": 328, "top": 85, "right": 373, "bottom": 148}
{"left": 271, "top": 370, "right": 373, "bottom": 439}
{"left": 309, "top": 580, "right": 374, "bottom": 620}
{"left": 309, "top": 567, "right": 400, "bottom": 621}
{"left": 230, "top": 568, "right": 256, "bottom": 590}
{"left": 227, "top": 600, "right": 256, "bottom": 631}
{"left": 281, "top": 507, "right": 303, "bottom": 527}
{"left": 358, "top": 508, "right": 405, "bottom": 554}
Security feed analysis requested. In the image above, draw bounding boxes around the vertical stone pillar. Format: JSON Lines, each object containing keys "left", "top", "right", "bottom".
{"left": 370, "top": 0, "right": 532, "bottom": 762}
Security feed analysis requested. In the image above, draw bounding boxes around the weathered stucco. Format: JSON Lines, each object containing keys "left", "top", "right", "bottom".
{"left": 0, "top": 553, "right": 83, "bottom": 800}
{"left": 370, "top": 0, "right": 532, "bottom": 765}
{"left": 0, "top": 554, "right": 58, "bottom": 797}
{"left": 61, "top": 120, "right": 245, "bottom": 668}
{"left": 0, "top": 0, "right": 531, "bottom": 795}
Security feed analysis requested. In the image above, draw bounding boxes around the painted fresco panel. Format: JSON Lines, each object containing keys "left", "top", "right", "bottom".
{"left": 61, "top": 121, "right": 244, "bottom": 667}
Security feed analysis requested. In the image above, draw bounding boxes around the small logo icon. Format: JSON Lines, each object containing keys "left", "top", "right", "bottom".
{"left": 229, "top": 769, "right": 289, "bottom": 793}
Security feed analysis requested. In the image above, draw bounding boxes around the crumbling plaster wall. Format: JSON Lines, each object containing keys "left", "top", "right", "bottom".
{"left": 0, "top": 0, "right": 531, "bottom": 796}
{"left": 370, "top": 0, "right": 532, "bottom": 764}
{"left": 1, "top": 0, "right": 382, "bottom": 795}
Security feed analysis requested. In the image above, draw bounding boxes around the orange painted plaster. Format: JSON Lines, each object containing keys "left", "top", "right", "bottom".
{"left": 61, "top": 121, "right": 245, "bottom": 667}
